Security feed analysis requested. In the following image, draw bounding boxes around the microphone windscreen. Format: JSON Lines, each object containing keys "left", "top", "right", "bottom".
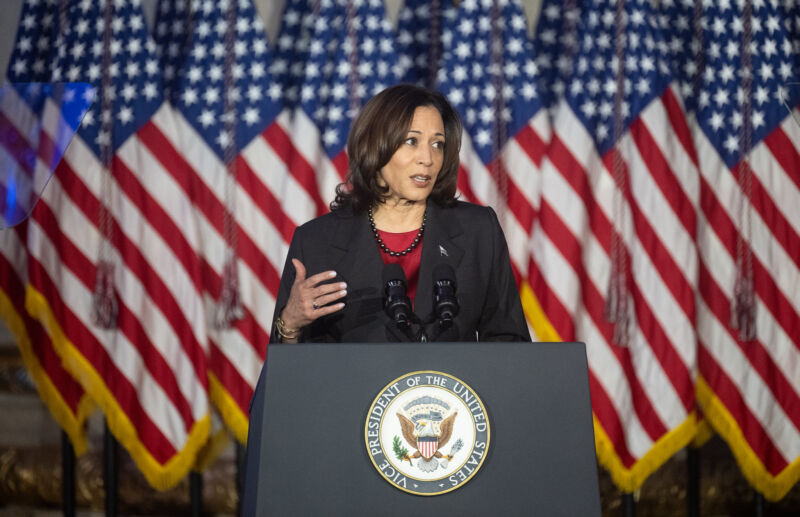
{"left": 382, "top": 262, "right": 407, "bottom": 284}
{"left": 433, "top": 263, "right": 456, "bottom": 284}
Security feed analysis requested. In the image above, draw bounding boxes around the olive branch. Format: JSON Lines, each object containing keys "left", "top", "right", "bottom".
{"left": 393, "top": 436, "right": 411, "bottom": 463}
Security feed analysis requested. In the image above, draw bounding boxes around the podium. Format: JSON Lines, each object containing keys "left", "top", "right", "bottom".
{"left": 242, "top": 342, "right": 601, "bottom": 516}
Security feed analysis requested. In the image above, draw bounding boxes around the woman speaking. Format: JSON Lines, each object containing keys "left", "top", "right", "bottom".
{"left": 271, "top": 84, "right": 530, "bottom": 343}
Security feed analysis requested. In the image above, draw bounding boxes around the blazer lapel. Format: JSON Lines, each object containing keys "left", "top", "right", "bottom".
{"left": 329, "top": 209, "right": 382, "bottom": 286}
{"left": 415, "top": 200, "right": 464, "bottom": 323}
{"left": 327, "top": 209, "right": 410, "bottom": 342}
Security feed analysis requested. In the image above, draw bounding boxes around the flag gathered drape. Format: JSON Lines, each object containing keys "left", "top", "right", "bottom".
{"left": 2, "top": 0, "right": 800, "bottom": 499}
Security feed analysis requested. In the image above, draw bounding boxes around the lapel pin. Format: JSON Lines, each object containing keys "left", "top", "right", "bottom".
{"left": 439, "top": 244, "right": 448, "bottom": 257}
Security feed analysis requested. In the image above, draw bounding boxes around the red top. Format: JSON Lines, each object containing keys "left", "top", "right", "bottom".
{"left": 376, "top": 229, "right": 423, "bottom": 307}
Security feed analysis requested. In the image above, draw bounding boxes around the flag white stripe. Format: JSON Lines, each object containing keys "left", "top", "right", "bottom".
{"left": 0, "top": 225, "right": 26, "bottom": 278}
{"left": 282, "top": 108, "right": 342, "bottom": 204}
{"left": 530, "top": 222, "right": 581, "bottom": 316}
{"left": 0, "top": 83, "right": 40, "bottom": 145}
{"left": 67, "top": 135, "right": 209, "bottom": 358}
{"left": 639, "top": 86, "right": 700, "bottom": 206}
{"left": 153, "top": 108, "right": 277, "bottom": 342}
{"left": 460, "top": 136, "right": 532, "bottom": 272}
{"left": 536, "top": 163, "right": 661, "bottom": 456}
{"left": 27, "top": 218, "right": 190, "bottom": 450}
{"left": 628, "top": 321, "right": 689, "bottom": 429}
{"left": 623, "top": 135, "right": 696, "bottom": 367}
{"left": 543, "top": 100, "right": 696, "bottom": 462}
{"left": 530, "top": 110, "right": 552, "bottom": 147}
{"left": 241, "top": 133, "right": 318, "bottom": 227}
{"left": 575, "top": 306, "right": 655, "bottom": 458}
{"left": 695, "top": 130, "right": 800, "bottom": 316}
{"left": 748, "top": 134, "right": 800, "bottom": 238}
{"left": 697, "top": 297, "right": 800, "bottom": 462}
{"left": 624, "top": 128, "right": 698, "bottom": 291}
{"left": 37, "top": 171, "right": 210, "bottom": 421}
{"left": 698, "top": 213, "right": 800, "bottom": 397}
{"left": 203, "top": 295, "right": 265, "bottom": 388}
{"left": 157, "top": 110, "right": 290, "bottom": 277}
{"left": 1, "top": 87, "right": 70, "bottom": 199}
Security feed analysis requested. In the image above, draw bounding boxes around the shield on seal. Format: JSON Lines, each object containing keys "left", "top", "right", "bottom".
{"left": 417, "top": 436, "right": 438, "bottom": 460}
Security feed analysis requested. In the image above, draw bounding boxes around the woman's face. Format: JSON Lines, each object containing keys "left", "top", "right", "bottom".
{"left": 378, "top": 105, "right": 445, "bottom": 206}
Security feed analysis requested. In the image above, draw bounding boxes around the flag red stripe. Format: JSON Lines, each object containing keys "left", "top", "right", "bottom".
{"left": 36, "top": 124, "right": 59, "bottom": 171}
{"left": 699, "top": 178, "right": 800, "bottom": 348}
{"left": 661, "top": 88, "right": 699, "bottom": 169}
{"left": 235, "top": 154, "right": 297, "bottom": 243}
{"left": 137, "top": 123, "right": 282, "bottom": 299}
{"left": 698, "top": 345, "right": 789, "bottom": 475}
{"left": 629, "top": 278, "right": 694, "bottom": 412}
{"left": 261, "top": 123, "right": 328, "bottom": 216}
{"left": 699, "top": 263, "right": 800, "bottom": 431}
{"left": 548, "top": 137, "right": 671, "bottom": 441}
{"left": 457, "top": 164, "right": 480, "bottom": 204}
{"left": 491, "top": 157, "right": 535, "bottom": 234}
{"left": 27, "top": 250, "right": 178, "bottom": 462}
{"left": 588, "top": 369, "right": 638, "bottom": 468}
{"left": 762, "top": 127, "right": 800, "bottom": 193}
{"left": 331, "top": 150, "right": 348, "bottom": 182}
{"left": 208, "top": 343, "right": 253, "bottom": 414}
{"left": 0, "top": 111, "right": 35, "bottom": 176}
{"left": 629, "top": 115, "right": 696, "bottom": 238}
{"left": 31, "top": 196, "right": 197, "bottom": 432}
{"left": 739, "top": 161, "right": 800, "bottom": 273}
{"left": 0, "top": 248, "right": 84, "bottom": 410}
{"left": 527, "top": 253, "right": 576, "bottom": 340}
{"left": 540, "top": 191, "right": 669, "bottom": 441}
{"left": 514, "top": 124, "right": 547, "bottom": 167}
{"left": 57, "top": 159, "right": 209, "bottom": 389}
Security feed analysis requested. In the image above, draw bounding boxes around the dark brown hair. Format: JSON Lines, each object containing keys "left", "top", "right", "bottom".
{"left": 330, "top": 84, "right": 462, "bottom": 212}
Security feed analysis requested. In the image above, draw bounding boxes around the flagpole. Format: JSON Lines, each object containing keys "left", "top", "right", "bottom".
{"left": 190, "top": 471, "right": 203, "bottom": 517}
{"left": 103, "top": 422, "right": 118, "bottom": 517}
{"left": 61, "top": 430, "right": 76, "bottom": 517}
{"left": 236, "top": 442, "right": 246, "bottom": 516}
{"left": 621, "top": 492, "right": 635, "bottom": 517}
{"left": 753, "top": 492, "right": 764, "bottom": 517}
{"left": 687, "top": 446, "right": 700, "bottom": 517}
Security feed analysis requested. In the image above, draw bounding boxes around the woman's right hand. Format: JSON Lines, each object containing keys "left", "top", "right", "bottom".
{"left": 279, "top": 258, "right": 347, "bottom": 331}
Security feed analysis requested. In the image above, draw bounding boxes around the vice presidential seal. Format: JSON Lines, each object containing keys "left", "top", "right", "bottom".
{"left": 364, "top": 371, "right": 490, "bottom": 496}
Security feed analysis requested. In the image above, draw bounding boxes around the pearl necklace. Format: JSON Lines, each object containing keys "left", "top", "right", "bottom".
{"left": 368, "top": 207, "right": 426, "bottom": 257}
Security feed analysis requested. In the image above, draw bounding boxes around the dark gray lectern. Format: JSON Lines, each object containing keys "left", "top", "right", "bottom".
{"left": 242, "top": 342, "right": 600, "bottom": 516}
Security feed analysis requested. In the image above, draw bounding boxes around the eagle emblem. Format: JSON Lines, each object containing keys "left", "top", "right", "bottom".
{"left": 394, "top": 396, "right": 463, "bottom": 472}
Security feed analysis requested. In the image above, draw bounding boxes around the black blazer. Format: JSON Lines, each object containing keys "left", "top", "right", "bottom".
{"left": 269, "top": 200, "right": 531, "bottom": 343}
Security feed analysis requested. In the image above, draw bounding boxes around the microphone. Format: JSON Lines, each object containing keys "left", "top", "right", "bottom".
{"left": 383, "top": 263, "right": 412, "bottom": 327}
{"left": 433, "top": 263, "right": 459, "bottom": 324}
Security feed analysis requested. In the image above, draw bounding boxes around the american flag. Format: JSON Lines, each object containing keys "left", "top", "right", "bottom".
{"left": 435, "top": 0, "right": 549, "bottom": 333}
{"left": 156, "top": 0, "right": 284, "bottom": 445}
{"left": 661, "top": 0, "right": 800, "bottom": 501}
{"left": 530, "top": 0, "right": 699, "bottom": 491}
{"left": 274, "top": 0, "right": 400, "bottom": 207}
{"left": 1, "top": 0, "right": 92, "bottom": 458}
{"left": 8, "top": 0, "right": 212, "bottom": 489}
